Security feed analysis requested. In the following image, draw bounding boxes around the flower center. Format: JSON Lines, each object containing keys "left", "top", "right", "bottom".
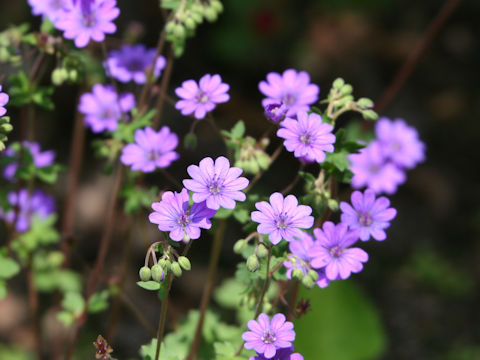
{"left": 261, "top": 329, "right": 276, "bottom": 344}
{"left": 300, "top": 132, "right": 312, "bottom": 145}
{"left": 100, "top": 107, "right": 117, "bottom": 120}
{"left": 358, "top": 212, "right": 373, "bottom": 226}
{"left": 282, "top": 93, "right": 297, "bottom": 106}
{"left": 176, "top": 211, "right": 191, "bottom": 227}
{"left": 195, "top": 90, "right": 209, "bottom": 104}
{"left": 329, "top": 245, "right": 343, "bottom": 258}
{"left": 208, "top": 176, "right": 223, "bottom": 195}
{"left": 391, "top": 141, "right": 402, "bottom": 151}
{"left": 368, "top": 164, "right": 380, "bottom": 175}
{"left": 80, "top": 0, "right": 96, "bottom": 27}
{"left": 127, "top": 59, "right": 145, "bottom": 72}
{"left": 275, "top": 213, "right": 289, "bottom": 229}
{"left": 147, "top": 150, "right": 159, "bottom": 161}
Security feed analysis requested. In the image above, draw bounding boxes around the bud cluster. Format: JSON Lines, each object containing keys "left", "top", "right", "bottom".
{"left": 234, "top": 137, "right": 271, "bottom": 175}
{"left": 0, "top": 116, "right": 13, "bottom": 151}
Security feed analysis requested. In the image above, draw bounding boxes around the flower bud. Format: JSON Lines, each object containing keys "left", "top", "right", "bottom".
{"left": 256, "top": 244, "right": 268, "bottom": 259}
{"left": 173, "top": 23, "right": 185, "bottom": 39}
{"left": 171, "top": 262, "right": 183, "bottom": 277}
{"left": 139, "top": 266, "right": 152, "bottom": 281}
{"left": 292, "top": 268, "right": 304, "bottom": 280}
{"left": 151, "top": 264, "right": 164, "bottom": 282}
{"left": 332, "top": 78, "right": 345, "bottom": 90}
{"left": 184, "top": 17, "right": 196, "bottom": 30}
{"left": 0, "top": 123, "right": 13, "bottom": 133}
{"left": 204, "top": 8, "right": 218, "bottom": 22}
{"left": 246, "top": 255, "right": 260, "bottom": 272}
{"left": 51, "top": 68, "right": 68, "bottom": 85}
{"left": 165, "top": 259, "right": 172, "bottom": 269}
{"left": 210, "top": 0, "right": 223, "bottom": 13}
{"left": 308, "top": 269, "right": 319, "bottom": 282}
{"left": 233, "top": 239, "right": 247, "bottom": 254}
{"left": 184, "top": 133, "right": 197, "bottom": 150}
{"left": 363, "top": 109, "right": 379, "bottom": 121}
{"left": 178, "top": 256, "right": 191, "bottom": 271}
{"left": 165, "top": 21, "right": 176, "bottom": 34}
{"left": 357, "top": 97, "right": 373, "bottom": 109}
{"left": 327, "top": 199, "right": 339, "bottom": 211}
{"left": 340, "top": 84, "right": 353, "bottom": 95}
{"left": 158, "top": 258, "right": 167, "bottom": 268}
{"left": 302, "top": 276, "right": 314, "bottom": 289}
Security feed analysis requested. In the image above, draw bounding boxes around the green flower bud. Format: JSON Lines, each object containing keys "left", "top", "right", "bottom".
{"left": 292, "top": 268, "right": 304, "bottom": 280}
{"left": 51, "top": 68, "right": 67, "bottom": 86}
{"left": 139, "top": 266, "right": 152, "bottom": 281}
{"left": 210, "top": 0, "right": 224, "bottom": 13}
{"left": 184, "top": 17, "right": 196, "bottom": 30}
{"left": 248, "top": 296, "right": 256, "bottom": 308}
{"left": 204, "top": 8, "right": 218, "bottom": 22}
{"left": 327, "top": 199, "right": 339, "bottom": 212}
{"left": 340, "top": 84, "right": 353, "bottom": 95}
{"left": 184, "top": 132, "right": 197, "bottom": 150}
{"left": 173, "top": 23, "right": 185, "bottom": 39}
{"left": 177, "top": 256, "right": 191, "bottom": 271}
{"left": 256, "top": 244, "right": 268, "bottom": 259}
{"left": 357, "top": 97, "right": 373, "bottom": 109}
{"left": 171, "top": 262, "right": 183, "bottom": 277}
{"left": 233, "top": 239, "right": 247, "bottom": 254}
{"left": 158, "top": 258, "right": 167, "bottom": 268}
{"left": 191, "top": 12, "right": 203, "bottom": 23}
{"left": 363, "top": 109, "right": 379, "bottom": 121}
{"left": 68, "top": 69, "right": 78, "bottom": 82}
{"left": 151, "top": 264, "right": 164, "bottom": 282}
{"left": 302, "top": 276, "right": 314, "bottom": 289}
{"left": 308, "top": 269, "right": 319, "bottom": 282}
{"left": 165, "top": 21, "right": 176, "bottom": 34}
{"left": 246, "top": 255, "right": 260, "bottom": 272}
{"left": 165, "top": 259, "right": 172, "bottom": 269}
{"left": 191, "top": 4, "right": 204, "bottom": 15}
{"left": 332, "top": 78, "right": 345, "bottom": 90}
{"left": 0, "top": 123, "right": 13, "bottom": 133}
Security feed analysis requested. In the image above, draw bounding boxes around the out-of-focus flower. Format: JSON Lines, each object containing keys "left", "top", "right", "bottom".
{"left": 175, "top": 74, "right": 230, "bottom": 119}
{"left": 340, "top": 189, "right": 396, "bottom": 241}
{"left": 149, "top": 188, "right": 216, "bottom": 241}
{"left": 3, "top": 141, "right": 55, "bottom": 181}
{"left": 0, "top": 189, "right": 55, "bottom": 233}
{"left": 251, "top": 192, "right": 313, "bottom": 245}
{"left": 28, "top": 0, "right": 72, "bottom": 22}
{"left": 259, "top": 69, "right": 319, "bottom": 117}
{"left": 349, "top": 141, "right": 405, "bottom": 194}
{"left": 242, "top": 313, "right": 296, "bottom": 359}
{"left": 0, "top": 85, "right": 9, "bottom": 117}
{"left": 78, "top": 84, "right": 135, "bottom": 133}
{"left": 105, "top": 44, "right": 166, "bottom": 84}
{"left": 183, "top": 156, "right": 248, "bottom": 210}
{"left": 249, "top": 346, "right": 304, "bottom": 360}
{"left": 277, "top": 111, "right": 335, "bottom": 163}
{"left": 264, "top": 102, "right": 287, "bottom": 123}
{"left": 120, "top": 126, "right": 179, "bottom": 172}
{"left": 310, "top": 221, "right": 368, "bottom": 281}
{"left": 55, "top": 0, "right": 120, "bottom": 48}
{"left": 375, "top": 117, "right": 425, "bottom": 169}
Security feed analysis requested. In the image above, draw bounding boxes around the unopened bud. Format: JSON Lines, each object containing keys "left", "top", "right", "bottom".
{"left": 210, "top": 0, "right": 223, "bottom": 13}
{"left": 308, "top": 269, "right": 319, "bottom": 282}
{"left": 233, "top": 239, "right": 247, "bottom": 254}
{"left": 246, "top": 255, "right": 260, "bottom": 272}
{"left": 357, "top": 97, "right": 373, "bottom": 109}
{"left": 256, "top": 244, "right": 268, "bottom": 259}
{"left": 184, "top": 17, "right": 196, "bottom": 30}
{"left": 171, "top": 262, "right": 182, "bottom": 277}
{"left": 327, "top": 199, "right": 339, "bottom": 212}
{"left": 178, "top": 256, "right": 191, "bottom": 271}
{"left": 340, "top": 84, "right": 353, "bottom": 95}
{"left": 262, "top": 302, "right": 272, "bottom": 313}
{"left": 139, "top": 266, "right": 152, "bottom": 281}
{"left": 204, "top": 8, "right": 217, "bottom": 22}
{"left": 173, "top": 23, "right": 185, "bottom": 39}
{"left": 151, "top": 264, "right": 164, "bottom": 282}
{"left": 332, "top": 78, "right": 345, "bottom": 90}
{"left": 0, "top": 123, "right": 13, "bottom": 133}
{"left": 363, "top": 109, "right": 379, "bottom": 121}
{"left": 302, "top": 276, "right": 314, "bottom": 289}
{"left": 292, "top": 268, "right": 304, "bottom": 280}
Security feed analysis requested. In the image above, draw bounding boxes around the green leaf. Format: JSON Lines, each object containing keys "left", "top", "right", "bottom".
{"left": 87, "top": 290, "right": 109, "bottom": 313}
{"left": 325, "top": 151, "right": 350, "bottom": 171}
{"left": 0, "top": 255, "right": 20, "bottom": 279}
{"left": 214, "top": 278, "right": 245, "bottom": 309}
{"left": 0, "top": 280, "right": 7, "bottom": 299}
{"left": 61, "top": 292, "right": 85, "bottom": 315}
{"left": 294, "top": 281, "right": 386, "bottom": 360}
{"left": 230, "top": 120, "right": 245, "bottom": 139}
{"left": 213, "top": 207, "right": 233, "bottom": 219}
{"left": 137, "top": 281, "right": 162, "bottom": 291}
{"left": 232, "top": 208, "right": 249, "bottom": 224}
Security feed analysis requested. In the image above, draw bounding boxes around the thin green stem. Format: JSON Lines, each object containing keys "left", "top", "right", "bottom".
{"left": 245, "top": 143, "right": 283, "bottom": 193}
{"left": 154, "top": 272, "right": 174, "bottom": 360}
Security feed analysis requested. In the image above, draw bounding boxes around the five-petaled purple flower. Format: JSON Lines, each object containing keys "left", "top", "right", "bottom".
{"left": 250, "top": 346, "right": 304, "bottom": 360}
{"left": 3, "top": 141, "right": 56, "bottom": 181}
{"left": 277, "top": 111, "right": 335, "bottom": 163}
{"left": 120, "top": 126, "right": 179, "bottom": 172}
{"left": 78, "top": 84, "right": 135, "bottom": 133}
{"left": 183, "top": 156, "right": 249, "bottom": 210}
{"left": 259, "top": 69, "right": 319, "bottom": 117}
{"left": 105, "top": 44, "right": 166, "bottom": 84}
{"left": 175, "top": 74, "right": 230, "bottom": 119}
{"left": 283, "top": 233, "right": 330, "bottom": 288}
{"left": 28, "top": 0, "right": 72, "bottom": 23}
{"left": 242, "top": 313, "right": 296, "bottom": 359}
{"left": 375, "top": 117, "right": 425, "bottom": 169}
{"left": 340, "top": 189, "right": 397, "bottom": 241}
{"left": 264, "top": 102, "right": 288, "bottom": 123}
{"left": 310, "top": 221, "right": 368, "bottom": 281}
{"left": 149, "top": 188, "right": 216, "bottom": 242}
{"left": 0, "top": 189, "right": 55, "bottom": 233}
{"left": 0, "top": 85, "right": 9, "bottom": 117}
{"left": 251, "top": 192, "right": 314, "bottom": 245}
{"left": 55, "top": 0, "right": 120, "bottom": 48}
{"left": 349, "top": 141, "right": 405, "bottom": 194}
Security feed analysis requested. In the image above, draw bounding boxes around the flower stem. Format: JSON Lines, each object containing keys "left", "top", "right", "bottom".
{"left": 185, "top": 219, "right": 226, "bottom": 360}
{"left": 152, "top": 45, "right": 175, "bottom": 128}
{"left": 245, "top": 143, "right": 283, "bottom": 193}
{"left": 154, "top": 272, "right": 174, "bottom": 360}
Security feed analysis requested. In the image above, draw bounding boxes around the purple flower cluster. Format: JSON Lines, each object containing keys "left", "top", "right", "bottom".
{"left": 120, "top": 126, "right": 179, "bottom": 172}
{"left": 242, "top": 313, "right": 297, "bottom": 359}
{"left": 149, "top": 189, "right": 216, "bottom": 242}
{"left": 175, "top": 74, "right": 230, "bottom": 119}
{"left": 0, "top": 189, "right": 55, "bottom": 233}
{"left": 277, "top": 111, "right": 335, "bottom": 163}
{"left": 0, "top": 85, "right": 9, "bottom": 117}
{"left": 54, "top": 0, "right": 120, "bottom": 48}
{"left": 251, "top": 193, "right": 313, "bottom": 245}
{"left": 349, "top": 117, "right": 425, "bottom": 194}
{"left": 105, "top": 44, "right": 166, "bottom": 84}
{"left": 259, "top": 69, "right": 319, "bottom": 117}
{"left": 78, "top": 84, "right": 135, "bottom": 133}
{"left": 183, "top": 156, "right": 248, "bottom": 210}
{"left": 3, "top": 141, "right": 56, "bottom": 181}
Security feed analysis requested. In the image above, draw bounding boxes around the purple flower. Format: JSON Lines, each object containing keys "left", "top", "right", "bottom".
{"left": 105, "top": 44, "right": 166, "bottom": 84}
{"left": 28, "top": 0, "right": 72, "bottom": 22}
{"left": 78, "top": 84, "right": 135, "bottom": 133}
{"left": 175, "top": 74, "right": 230, "bottom": 119}
{"left": 349, "top": 141, "right": 406, "bottom": 194}
{"left": 250, "top": 346, "right": 304, "bottom": 360}
{"left": 259, "top": 69, "right": 319, "bottom": 117}
{"left": 283, "top": 233, "right": 330, "bottom": 288}
{"left": 242, "top": 313, "right": 296, "bottom": 359}
{"left": 310, "top": 221, "right": 368, "bottom": 281}
{"left": 149, "top": 188, "right": 216, "bottom": 241}
{"left": 0, "top": 85, "right": 9, "bottom": 117}
{"left": 264, "top": 102, "right": 287, "bottom": 123}
{"left": 0, "top": 189, "right": 55, "bottom": 233}
{"left": 375, "top": 117, "right": 425, "bottom": 169}
{"left": 251, "top": 192, "right": 314, "bottom": 245}
{"left": 3, "top": 141, "right": 56, "bottom": 181}
{"left": 55, "top": 0, "right": 119, "bottom": 48}
{"left": 340, "top": 189, "right": 397, "bottom": 241}
{"left": 277, "top": 111, "right": 335, "bottom": 163}
{"left": 120, "top": 126, "right": 179, "bottom": 172}
{"left": 183, "top": 156, "right": 248, "bottom": 210}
